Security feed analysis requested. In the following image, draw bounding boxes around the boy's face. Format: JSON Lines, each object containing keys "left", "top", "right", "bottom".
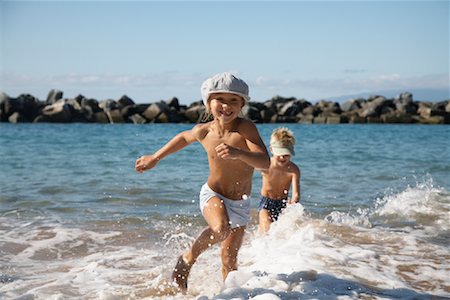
{"left": 208, "top": 93, "right": 244, "bottom": 123}
{"left": 270, "top": 147, "right": 292, "bottom": 166}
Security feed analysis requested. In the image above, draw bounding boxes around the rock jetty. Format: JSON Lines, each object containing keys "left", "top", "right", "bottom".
{"left": 0, "top": 90, "right": 449, "bottom": 124}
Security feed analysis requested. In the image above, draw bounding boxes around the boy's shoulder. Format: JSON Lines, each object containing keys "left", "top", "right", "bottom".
{"left": 288, "top": 161, "right": 301, "bottom": 175}
{"left": 235, "top": 117, "right": 258, "bottom": 134}
{"left": 192, "top": 122, "right": 212, "bottom": 140}
{"left": 272, "top": 161, "right": 300, "bottom": 174}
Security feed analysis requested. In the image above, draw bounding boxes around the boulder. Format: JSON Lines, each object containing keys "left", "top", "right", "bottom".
{"left": 184, "top": 105, "right": 206, "bottom": 123}
{"left": 46, "top": 89, "right": 63, "bottom": 104}
{"left": 243, "top": 103, "right": 262, "bottom": 123}
{"left": 366, "top": 116, "right": 381, "bottom": 123}
{"left": 297, "top": 114, "right": 314, "bottom": 124}
{"left": 167, "top": 97, "right": 180, "bottom": 110}
{"left": 381, "top": 113, "right": 413, "bottom": 124}
{"left": 341, "top": 98, "right": 363, "bottom": 112}
{"left": 418, "top": 116, "right": 445, "bottom": 124}
{"left": 349, "top": 115, "right": 366, "bottom": 124}
{"left": 260, "top": 107, "right": 276, "bottom": 123}
{"left": 359, "top": 96, "right": 388, "bottom": 118}
{"left": 4, "top": 94, "right": 43, "bottom": 122}
{"left": 94, "top": 111, "right": 110, "bottom": 123}
{"left": 302, "top": 106, "right": 321, "bottom": 117}
{"left": 121, "top": 104, "right": 148, "bottom": 121}
{"left": 0, "top": 92, "right": 11, "bottom": 121}
{"left": 106, "top": 109, "right": 124, "bottom": 123}
{"left": 99, "top": 99, "right": 118, "bottom": 111}
{"left": 313, "top": 116, "right": 327, "bottom": 124}
{"left": 143, "top": 101, "right": 169, "bottom": 121}
{"left": 279, "top": 100, "right": 302, "bottom": 117}
{"left": 117, "top": 95, "right": 135, "bottom": 108}
{"left": 129, "top": 113, "right": 147, "bottom": 124}
{"left": 36, "top": 100, "right": 72, "bottom": 123}
{"left": 81, "top": 98, "right": 102, "bottom": 113}
{"left": 264, "top": 96, "right": 296, "bottom": 111}
{"left": 327, "top": 115, "right": 348, "bottom": 124}
{"left": 8, "top": 112, "right": 27, "bottom": 123}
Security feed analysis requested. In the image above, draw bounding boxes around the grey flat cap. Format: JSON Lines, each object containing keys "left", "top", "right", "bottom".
{"left": 201, "top": 72, "right": 250, "bottom": 106}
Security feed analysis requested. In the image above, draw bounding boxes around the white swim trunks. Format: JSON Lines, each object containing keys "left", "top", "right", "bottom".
{"left": 199, "top": 183, "right": 250, "bottom": 229}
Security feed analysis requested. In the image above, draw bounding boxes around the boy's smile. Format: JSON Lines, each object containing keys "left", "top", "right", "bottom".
{"left": 209, "top": 93, "right": 244, "bottom": 123}
{"left": 273, "top": 154, "right": 291, "bottom": 167}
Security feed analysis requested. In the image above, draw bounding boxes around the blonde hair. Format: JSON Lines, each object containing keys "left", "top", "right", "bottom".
{"left": 270, "top": 127, "right": 296, "bottom": 147}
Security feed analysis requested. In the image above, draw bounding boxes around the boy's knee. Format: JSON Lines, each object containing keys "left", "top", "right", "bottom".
{"left": 211, "top": 223, "right": 231, "bottom": 241}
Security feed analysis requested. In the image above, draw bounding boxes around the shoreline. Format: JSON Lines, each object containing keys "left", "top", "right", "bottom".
{"left": 1, "top": 90, "right": 449, "bottom": 124}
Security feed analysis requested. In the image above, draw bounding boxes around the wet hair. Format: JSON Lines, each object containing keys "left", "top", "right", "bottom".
{"left": 270, "top": 127, "right": 296, "bottom": 147}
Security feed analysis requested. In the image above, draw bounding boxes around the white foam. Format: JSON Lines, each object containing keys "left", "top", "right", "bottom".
{"left": 2, "top": 184, "right": 449, "bottom": 299}
{"left": 211, "top": 204, "right": 449, "bottom": 299}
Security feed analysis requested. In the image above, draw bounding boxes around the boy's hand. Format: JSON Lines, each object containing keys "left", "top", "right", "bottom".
{"left": 135, "top": 155, "right": 159, "bottom": 173}
{"left": 215, "top": 143, "right": 240, "bottom": 160}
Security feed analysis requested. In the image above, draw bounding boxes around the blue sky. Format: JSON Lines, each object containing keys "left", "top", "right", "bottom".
{"left": 1, "top": 0, "right": 449, "bottom": 104}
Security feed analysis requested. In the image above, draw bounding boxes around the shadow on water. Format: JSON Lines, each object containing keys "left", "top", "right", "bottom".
{"left": 206, "top": 270, "right": 447, "bottom": 300}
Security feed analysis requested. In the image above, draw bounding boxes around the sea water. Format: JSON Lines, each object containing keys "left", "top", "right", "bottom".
{"left": 0, "top": 123, "right": 449, "bottom": 299}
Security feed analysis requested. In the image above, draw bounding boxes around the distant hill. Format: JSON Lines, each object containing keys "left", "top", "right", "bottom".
{"left": 317, "top": 88, "right": 449, "bottom": 103}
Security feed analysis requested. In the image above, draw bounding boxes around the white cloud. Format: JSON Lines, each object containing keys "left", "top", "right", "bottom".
{"left": 1, "top": 72, "right": 448, "bottom": 101}
{"left": 252, "top": 73, "right": 449, "bottom": 94}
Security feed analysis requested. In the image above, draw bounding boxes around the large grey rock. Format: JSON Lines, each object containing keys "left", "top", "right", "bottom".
{"left": 99, "top": 99, "right": 118, "bottom": 111}
{"left": 106, "top": 109, "right": 124, "bottom": 123}
{"left": 359, "top": 96, "right": 387, "bottom": 118}
{"left": 46, "top": 89, "right": 63, "bottom": 104}
{"left": 381, "top": 113, "right": 413, "bottom": 124}
{"left": 36, "top": 100, "right": 72, "bottom": 123}
{"left": 8, "top": 112, "right": 27, "bottom": 123}
{"left": 94, "top": 111, "right": 109, "bottom": 123}
{"left": 243, "top": 103, "right": 262, "bottom": 123}
{"left": 129, "top": 113, "right": 147, "bottom": 124}
{"left": 341, "top": 98, "right": 363, "bottom": 112}
{"left": 184, "top": 105, "right": 205, "bottom": 123}
{"left": 117, "top": 95, "right": 135, "bottom": 108}
{"left": 121, "top": 104, "right": 148, "bottom": 121}
{"left": 143, "top": 101, "right": 169, "bottom": 121}
{"left": 3, "top": 94, "right": 42, "bottom": 122}
{"left": 167, "top": 97, "right": 180, "bottom": 110}
{"left": 81, "top": 98, "right": 101, "bottom": 113}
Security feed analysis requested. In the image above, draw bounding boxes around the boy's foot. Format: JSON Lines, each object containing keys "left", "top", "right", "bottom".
{"left": 171, "top": 255, "right": 192, "bottom": 291}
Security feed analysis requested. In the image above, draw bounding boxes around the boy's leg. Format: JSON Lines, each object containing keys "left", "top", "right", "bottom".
{"left": 172, "top": 196, "right": 231, "bottom": 290}
{"left": 186, "top": 196, "right": 232, "bottom": 262}
{"left": 258, "top": 208, "right": 272, "bottom": 234}
{"left": 220, "top": 226, "right": 245, "bottom": 280}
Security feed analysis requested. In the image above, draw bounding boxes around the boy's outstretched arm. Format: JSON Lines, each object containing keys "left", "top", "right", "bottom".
{"left": 135, "top": 130, "right": 196, "bottom": 173}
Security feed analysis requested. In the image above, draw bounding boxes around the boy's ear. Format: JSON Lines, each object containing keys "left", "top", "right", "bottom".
{"left": 269, "top": 146, "right": 274, "bottom": 155}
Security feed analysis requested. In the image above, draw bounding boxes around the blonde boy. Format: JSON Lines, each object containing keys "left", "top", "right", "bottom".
{"left": 258, "top": 127, "right": 300, "bottom": 234}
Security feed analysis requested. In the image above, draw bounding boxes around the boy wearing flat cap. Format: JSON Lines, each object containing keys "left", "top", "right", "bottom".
{"left": 258, "top": 127, "right": 301, "bottom": 234}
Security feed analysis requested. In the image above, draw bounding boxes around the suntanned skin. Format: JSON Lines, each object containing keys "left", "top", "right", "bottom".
{"left": 258, "top": 150, "right": 300, "bottom": 234}
{"left": 135, "top": 92, "right": 270, "bottom": 291}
